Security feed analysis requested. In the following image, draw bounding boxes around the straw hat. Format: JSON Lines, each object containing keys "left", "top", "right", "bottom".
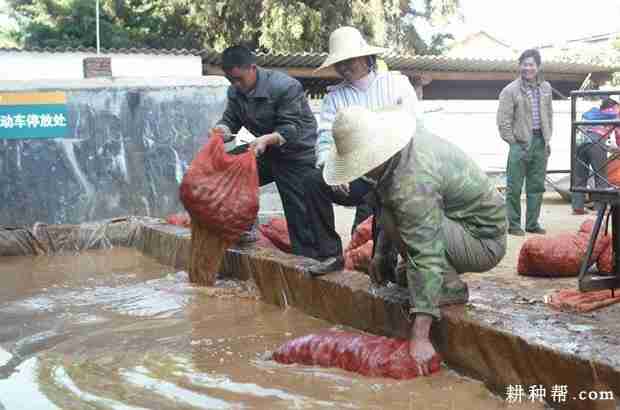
{"left": 323, "top": 106, "right": 415, "bottom": 186}
{"left": 316, "top": 26, "right": 387, "bottom": 71}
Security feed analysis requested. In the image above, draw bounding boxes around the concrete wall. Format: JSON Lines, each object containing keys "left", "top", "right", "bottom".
{"left": 0, "top": 51, "right": 202, "bottom": 81}
{"left": 0, "top": 76, "right": 230, "bottom": 225}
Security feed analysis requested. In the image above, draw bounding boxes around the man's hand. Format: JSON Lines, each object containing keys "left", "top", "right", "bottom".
{"left": 212, "top": 125, "right": 233, "bottom": 142}
{"left": 250, "top": 133, "right": 283, "bottom": 156}
{"left": 331, "top": 183, "right": 350, "bottom": 196}
{"left": 410, "top": 314, "right": 436, "bottom": 376}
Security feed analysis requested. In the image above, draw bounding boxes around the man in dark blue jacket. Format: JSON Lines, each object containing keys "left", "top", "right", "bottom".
{"left": 214, "top": 45, "right": 323, "bottom": 257}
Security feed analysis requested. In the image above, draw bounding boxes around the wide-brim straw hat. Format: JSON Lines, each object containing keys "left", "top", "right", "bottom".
{"left": 323, "top": 106, "right": 416, "bottom": 186}
{"left": 316, "top": 26, "right": 387, "bottom": 72}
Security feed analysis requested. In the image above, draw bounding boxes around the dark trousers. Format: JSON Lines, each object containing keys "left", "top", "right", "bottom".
{"left": 258, "top": 156, "right": 321, "bottom": 257}
{"left": 303, "top": 168, "right": 373, "bottom": 260}
{"left": 572, "top": 142, "right": 608, "bottom": 210}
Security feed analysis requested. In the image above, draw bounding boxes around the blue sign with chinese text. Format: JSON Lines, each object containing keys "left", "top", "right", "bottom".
{"left": 0, "top": 92, "right": 69, "bottom": 139}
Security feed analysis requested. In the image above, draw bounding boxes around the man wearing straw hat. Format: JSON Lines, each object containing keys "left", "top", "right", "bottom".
{"left": 323, "top": 105, "right": 507, "bottom": 374}
{"left": 304, "top": 26, "right": 421, "bottom": 275}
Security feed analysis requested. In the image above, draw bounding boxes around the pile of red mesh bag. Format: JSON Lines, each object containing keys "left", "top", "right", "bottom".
{"left": 272, "top": 330, "right": 441, "bottom": 379}
{"left": 517, "top": 220, "right": 610, "bottom": 277}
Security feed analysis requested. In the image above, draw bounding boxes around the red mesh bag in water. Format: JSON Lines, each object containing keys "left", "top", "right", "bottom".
{"left": 179, "top": 130, "right": 259, "bottom": 243}
{"left": 272, "top": 331, "right": 441, "bottom": 379}
{"left": 517, "top": 231, "right": 610, "bottom": 277}
{"left": 258, "top": 218, "right": 292, "bottom": 253}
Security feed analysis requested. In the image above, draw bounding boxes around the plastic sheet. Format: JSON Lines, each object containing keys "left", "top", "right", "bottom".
{"left": 0, "top": 217, "right": 146, "bottom": 256}
{"left": 273, "top": 330, "right": 441, "bottom": 379}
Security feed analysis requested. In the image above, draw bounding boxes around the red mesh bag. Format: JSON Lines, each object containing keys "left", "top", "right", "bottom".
{"left": 273, "top": 331, "right": 441, "bottom": 379}
{"left": 579, "top": 219, "right": 596, "bottom": 234}
{"left": 607, "top": 159, "right": 620, "bottom": 186}
{"left": 255, "top": 231, "right": 277, "bottom": 249}
{"left": 166, "top": 212, "right": 191, "bottom": 227}
{"left": 179, "top": 130, "right": 259, "bottom": 243}
{"left": 598, "top": 244, "right": 614, "bottom": 273}
{"left": 346, "top": 217, "right": 374, "bottom": 251}
{"left": 517, "top": 231, "right": 610, "bottom": 277}
{"left": 577, "top": 219, "right": 614, "bottom": 273}
{"left": 258, "top": 218, "right": 292, "bottom": 253}
{"left": 345, "top": 240, "right": 374, "bottom": 271}
{"left": 546, "top": 289, "right": 620, "bottom": 313}
{"left": 344, "top": 217, "right": 374, "bottom": 271}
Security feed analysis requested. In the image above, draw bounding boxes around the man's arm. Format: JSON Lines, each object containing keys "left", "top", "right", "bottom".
{"left": 394, "top": 186, "right": 447, "bottom": 375}
{"left": 315, "top": 95, "right": 337, "bottom": 168}
{"left": 497, "top": 88, "right": 516, "bottom": 144}
{"left": 392, "top": 179, "right": 448, "bottom": 319}
{"left": 546, "top": 84, "right": 554, "bottom": 138}
{"left": 216, "top": 89, "right": 243, "bottom": 141}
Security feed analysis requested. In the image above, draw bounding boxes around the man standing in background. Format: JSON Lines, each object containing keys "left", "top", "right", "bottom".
{"left": 497, "top": 49, "right": 553, "bottom": 236}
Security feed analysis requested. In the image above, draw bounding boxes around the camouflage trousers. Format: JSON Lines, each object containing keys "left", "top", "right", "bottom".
{"left": 390, "top": 217, "right": 507, "bottom": 305}
{"left": 439, "top": 218, "right": 506, "bottom": 304}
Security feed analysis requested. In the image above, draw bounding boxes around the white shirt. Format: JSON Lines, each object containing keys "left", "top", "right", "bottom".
{"left": 316, "top": 71, "right": 422, "bottom": 167}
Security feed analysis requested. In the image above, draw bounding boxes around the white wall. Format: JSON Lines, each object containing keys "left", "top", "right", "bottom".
{"left": 0, "top": 51, "right": 202, "bottom": 81}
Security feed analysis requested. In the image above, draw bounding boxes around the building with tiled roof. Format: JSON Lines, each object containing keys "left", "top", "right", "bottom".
{"left": 202, "top": 49, "right": 620, "bottom": 99}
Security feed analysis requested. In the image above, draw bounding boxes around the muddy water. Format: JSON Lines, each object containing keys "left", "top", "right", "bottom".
{"left": 0, "top": 248, "right": 545, "bottom": 409}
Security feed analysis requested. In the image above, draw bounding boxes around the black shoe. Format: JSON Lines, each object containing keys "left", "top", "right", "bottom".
{"left": 306, "top": 256, "right": 345, "bottom": 277}
{"left": 526, "top": 227, "right": 546, "bottom": 234}
{"left": 508, "top": 227, "right": 525, "bottom": 236}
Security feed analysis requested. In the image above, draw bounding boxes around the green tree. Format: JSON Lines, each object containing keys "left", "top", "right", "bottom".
{"left": 7, "top": 0, "right": 460, "bottom": 54}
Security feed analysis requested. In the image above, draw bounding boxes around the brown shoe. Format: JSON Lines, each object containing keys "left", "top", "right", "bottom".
{"left": 572, "top": 209, "right": 588, "bottom": 215}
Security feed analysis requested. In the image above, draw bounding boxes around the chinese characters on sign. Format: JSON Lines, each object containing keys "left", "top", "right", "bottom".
{"left": 0, "top": 113, "right": 67, "bottom": 129}
{"left": 0, "top": 92, "right": 69, "bottom": 139}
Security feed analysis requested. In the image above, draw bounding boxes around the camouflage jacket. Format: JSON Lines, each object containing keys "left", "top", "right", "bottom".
{"left": 373, "top": 127, "right": 506, "bottom": 319}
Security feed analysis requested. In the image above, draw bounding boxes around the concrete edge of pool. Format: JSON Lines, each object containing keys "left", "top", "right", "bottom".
{"left": 2, "top": 217, "right": 618, "bottom": 409}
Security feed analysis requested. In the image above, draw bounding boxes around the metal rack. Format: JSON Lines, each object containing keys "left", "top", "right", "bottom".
{"left": 571, "top": 90, "right": 620, "bottom": 293}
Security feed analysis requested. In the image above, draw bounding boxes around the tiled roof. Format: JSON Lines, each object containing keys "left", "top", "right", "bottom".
{"left": 0, "top": 46, "right": 201, "bottom": 55}
{"left": 202, "top": 51, "right": 620, "bottom": 74}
